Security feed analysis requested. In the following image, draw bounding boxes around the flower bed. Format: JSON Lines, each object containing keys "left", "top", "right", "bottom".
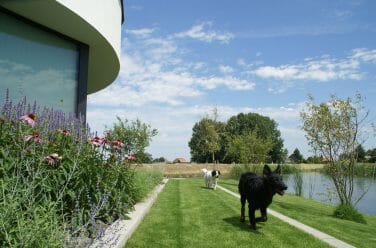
{"left": 0, "top": 92, "right": 161, "bottom": 247}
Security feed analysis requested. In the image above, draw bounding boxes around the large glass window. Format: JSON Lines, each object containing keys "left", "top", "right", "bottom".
{"left": 0, "top": 10, "right": 79, "bottom": 113}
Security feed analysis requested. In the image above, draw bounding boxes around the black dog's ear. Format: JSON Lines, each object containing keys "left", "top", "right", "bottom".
{"left": 218, "top": 170, "right": 221, "bottom": 175}
{"left": 263, "top": 164, "right": 272, "bottom": 176}
{"left": 274, "top": 165, "right": 282, "bottom": 175}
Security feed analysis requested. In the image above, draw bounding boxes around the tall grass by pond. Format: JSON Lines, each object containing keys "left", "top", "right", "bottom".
{"left": 228, "top": 163, "right": 300, "bottom": 180}
{"left": 320, "top": 162, "right": 376, "bottom": 178}
{"left": 0, "top": 94, "right": 162, "bottom": 247}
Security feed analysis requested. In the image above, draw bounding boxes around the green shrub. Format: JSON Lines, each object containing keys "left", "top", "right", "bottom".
{"left": 333, "top": 204, "right": 367, "bottom": 224}
{"left": 0, "top": 93, "right": 159, "bottom": 245}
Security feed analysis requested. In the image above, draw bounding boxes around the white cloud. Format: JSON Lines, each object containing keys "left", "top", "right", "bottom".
{"left": 247, "top": 48, "right": 376, "bottom": 93}
{"left": 253, "top": 58, "right": 361, "bottom": 82}
{"left": 219, "top": 65, "right": 234, "bottom": 74}
{"left": 352, "top": 48, "right": 376, "bottom": 63}
{"left": 126, "top": 28, "right": 155, "bottom": 38}
{"left": 174, "top": 22, "right": 234, "bottom": 43}
{"left": 89, "top": 27, "right": 253, "bottom": 108}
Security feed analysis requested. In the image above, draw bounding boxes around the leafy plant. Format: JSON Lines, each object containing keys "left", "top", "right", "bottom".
{"left": 333, "top": 204, "right": 366, "bottom": 224}
{"left": 0, "top": 91, "right": 162, "bottom": 245}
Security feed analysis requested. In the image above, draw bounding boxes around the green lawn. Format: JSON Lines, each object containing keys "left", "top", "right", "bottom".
{"left": 126, "top": 179, "right": 330, "bottom": 248}
{"left": 220, "top": 179, "right": 376, "bottom": 248}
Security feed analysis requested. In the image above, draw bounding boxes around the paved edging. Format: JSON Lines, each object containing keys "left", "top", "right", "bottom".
{"left": 217, "top": 185, "right": 355, "bottom": 248}
{"left": 90, "top": 178, "right": 169, "bottom": 248}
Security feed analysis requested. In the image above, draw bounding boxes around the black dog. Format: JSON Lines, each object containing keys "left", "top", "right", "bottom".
{"left": 238, "top": 164, "right": 287, "bottom": 229}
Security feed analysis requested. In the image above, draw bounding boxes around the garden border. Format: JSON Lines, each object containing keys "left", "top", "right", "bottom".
{"left": 90, "top": 178, "right": 169, "bottom": 248}
{"left": 217, "top": 184, "right": 355, "bottom": 248}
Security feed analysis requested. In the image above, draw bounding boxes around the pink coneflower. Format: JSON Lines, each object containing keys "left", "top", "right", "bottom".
{"left": 89, "top": 136, "right": 106, "bottom": 146}
{"left": 124, "top": 154, "right": 136, "bottom": 161}
{"left": 45, "top": 153, "right": 62, "bottom": 166}
{"left": 20, "top": 113, "right": 36, "bottom": 126}
{"left": 58, "top": 129, "right": 71, "bottom": 136}
{"left": 111, "top": 140, "right": 124, "bottom": 149}
{"left": 23, "top": 131, "right": 41, "bottom": 144}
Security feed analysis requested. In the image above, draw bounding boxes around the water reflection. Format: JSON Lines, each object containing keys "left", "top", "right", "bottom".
{"left": 284, "top": 172, "right": 376, "bottom": 215}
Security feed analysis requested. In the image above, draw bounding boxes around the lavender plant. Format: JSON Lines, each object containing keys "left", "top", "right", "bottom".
{"left": 0, "top": 91, "right": 162, "bottom": 246}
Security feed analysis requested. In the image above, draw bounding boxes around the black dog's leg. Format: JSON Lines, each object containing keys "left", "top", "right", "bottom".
{"left": 248, "top": 205, "right": 256, "bottom": 229}
{"left": 240, "top": 194, "right": 246, "bottom": 222}
{"left": 256, "top": 207, "right": 268, "bottom": 222}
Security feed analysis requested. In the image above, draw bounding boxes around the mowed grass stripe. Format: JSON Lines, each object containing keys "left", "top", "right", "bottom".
{"left": 219, "top": 179, "right": 376, "bottom": 248}
{"left": 126, "top": 179, "right": 330, "bottom": 248}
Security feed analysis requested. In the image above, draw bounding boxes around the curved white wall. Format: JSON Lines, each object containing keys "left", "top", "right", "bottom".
{"left": 0, "top": 0, "right": 123, "bottom": 94}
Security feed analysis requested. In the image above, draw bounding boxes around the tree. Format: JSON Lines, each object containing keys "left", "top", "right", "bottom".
{"left": 224, "top": 113, "right": 285, "bottom": 163}
{"left": 306, "top": 155, "right": 323, "bottom": 164}
{"left": 300, "top": 94, "right": 368, "bottom": 206}
{"left": 189, "top": 118, "right": 223, "bottom": 163}
{"left": 152, "top": 157, "right": 166, "bottom": 163}
{"left": 355, "top": 144, "right": 366, "bottom": 162}
{"left": 366, "top": 148, "right": 376, "bottom": 163}
{"left": 289, "top": 148, "right": 304, "bottom": 163}
{"left": 105, "top": 117, "right": 158, "bottom": 162}
{"left": 226, "top": 132, "right": 273, "bottom": 164}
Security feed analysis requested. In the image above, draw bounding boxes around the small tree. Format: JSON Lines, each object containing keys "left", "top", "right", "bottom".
{"left": 366, "top": 148, "right": 376, "bottom": 163}
{"left": 355, "top": 144, "right": 366, "bottom": 162}
{"left": 189, "top": 118, "right": 221, "bottom": 163}
{"left": 105, "top": 117, "right": 157, "bottom": 161}
{"left": 289, "top": 148, "right": 304, "bottom": 163}
{"left": 300, "top": 94, "right": 368, "bottom": 206}
{"left": 226, "top": 132, "right": 273, "bottom": 164}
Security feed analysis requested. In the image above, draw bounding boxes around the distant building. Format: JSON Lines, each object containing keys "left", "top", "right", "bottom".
{"left": 0, "top": 0, "right": 124, "bottom": 117}
{"left": 173, "top": 158, "right": 188, "bottom": 164}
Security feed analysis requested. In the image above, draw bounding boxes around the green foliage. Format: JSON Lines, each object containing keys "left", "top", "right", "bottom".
{"left": 321, "top": 163, "right": 376, "bottom": 178}
{"left": 333, "top": 204, "right": 366, "bottom": 224}
{"left": 188, "top": 118, "right": 223, "bottom": 163}
{"left": 226, "top": 132, "right": 273, "bottom": 164}
{"left": 189, "top": 112, "right": 285, "bottom": 163}
{"left": 153, "top": 157, "right": 166, "bottom": 163}
{"left": 0, "top": 95, "right": 161, "bottom": 245}
{"left": 356, "top": 145, "right": 366, "bottom": 162}
{"left": 224, "top": 113, "right": 285, "bottom": 163}
{"left": 229, "top": 163, "right": 298, "bottom": 180}
{"left": 365, "top": 148, "right": 376, "bottom": 163}
{"left": 306, "top": 155, "right": 323, "bottom": 164}
{"left": 300, "top": 94, "right": 369, "bottom": 206}
{"left": 293, "top": 170, "right": 303, "bottom": 196}
{"left": 289, "top": 148, "right": 304, "bottom": 163}
{"left": 105, "top": 116, "right": 157, "bottom": 162}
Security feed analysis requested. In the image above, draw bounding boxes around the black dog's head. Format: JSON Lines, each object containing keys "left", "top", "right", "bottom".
{"left": 263, "top": 164, "right": 287, "bottom": 196}
{"left": 211, "top": 170, "right": 221, "bottom": 178}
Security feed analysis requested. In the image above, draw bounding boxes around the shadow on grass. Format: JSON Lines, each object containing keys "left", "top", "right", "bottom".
{"left": 223, "top": 216, "right": 262, "bottom": 233}
{"left": 199, "top": 186, "right": 216, "bottom": 190}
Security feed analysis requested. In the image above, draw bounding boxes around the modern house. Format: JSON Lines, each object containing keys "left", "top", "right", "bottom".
{"left": 0, "top": 0, "right": 124, "bottom": 117}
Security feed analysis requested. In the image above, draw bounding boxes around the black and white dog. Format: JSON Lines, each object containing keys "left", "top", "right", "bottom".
{"left": 201, "top": 168, "right": 221, "bottom": 190}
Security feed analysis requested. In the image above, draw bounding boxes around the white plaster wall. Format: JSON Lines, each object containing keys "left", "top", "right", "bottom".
{"left": 0, "top": 0, "right": 123, "bottom": 93}
{"left": 57, "top": 0, "right": 122, "bottom": 58}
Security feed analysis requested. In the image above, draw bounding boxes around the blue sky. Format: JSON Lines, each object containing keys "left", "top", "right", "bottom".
{"left": 87, "top": 0, "right": 376, "bottom": 161}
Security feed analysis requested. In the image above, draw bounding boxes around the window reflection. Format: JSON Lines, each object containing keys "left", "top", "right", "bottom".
{"left": 0, "top": 10, "right": 79, "bottom": 113}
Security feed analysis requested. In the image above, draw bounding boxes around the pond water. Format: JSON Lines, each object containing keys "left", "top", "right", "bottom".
{"left": 283, "top": 172, "right": 376, "bottom": 216}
